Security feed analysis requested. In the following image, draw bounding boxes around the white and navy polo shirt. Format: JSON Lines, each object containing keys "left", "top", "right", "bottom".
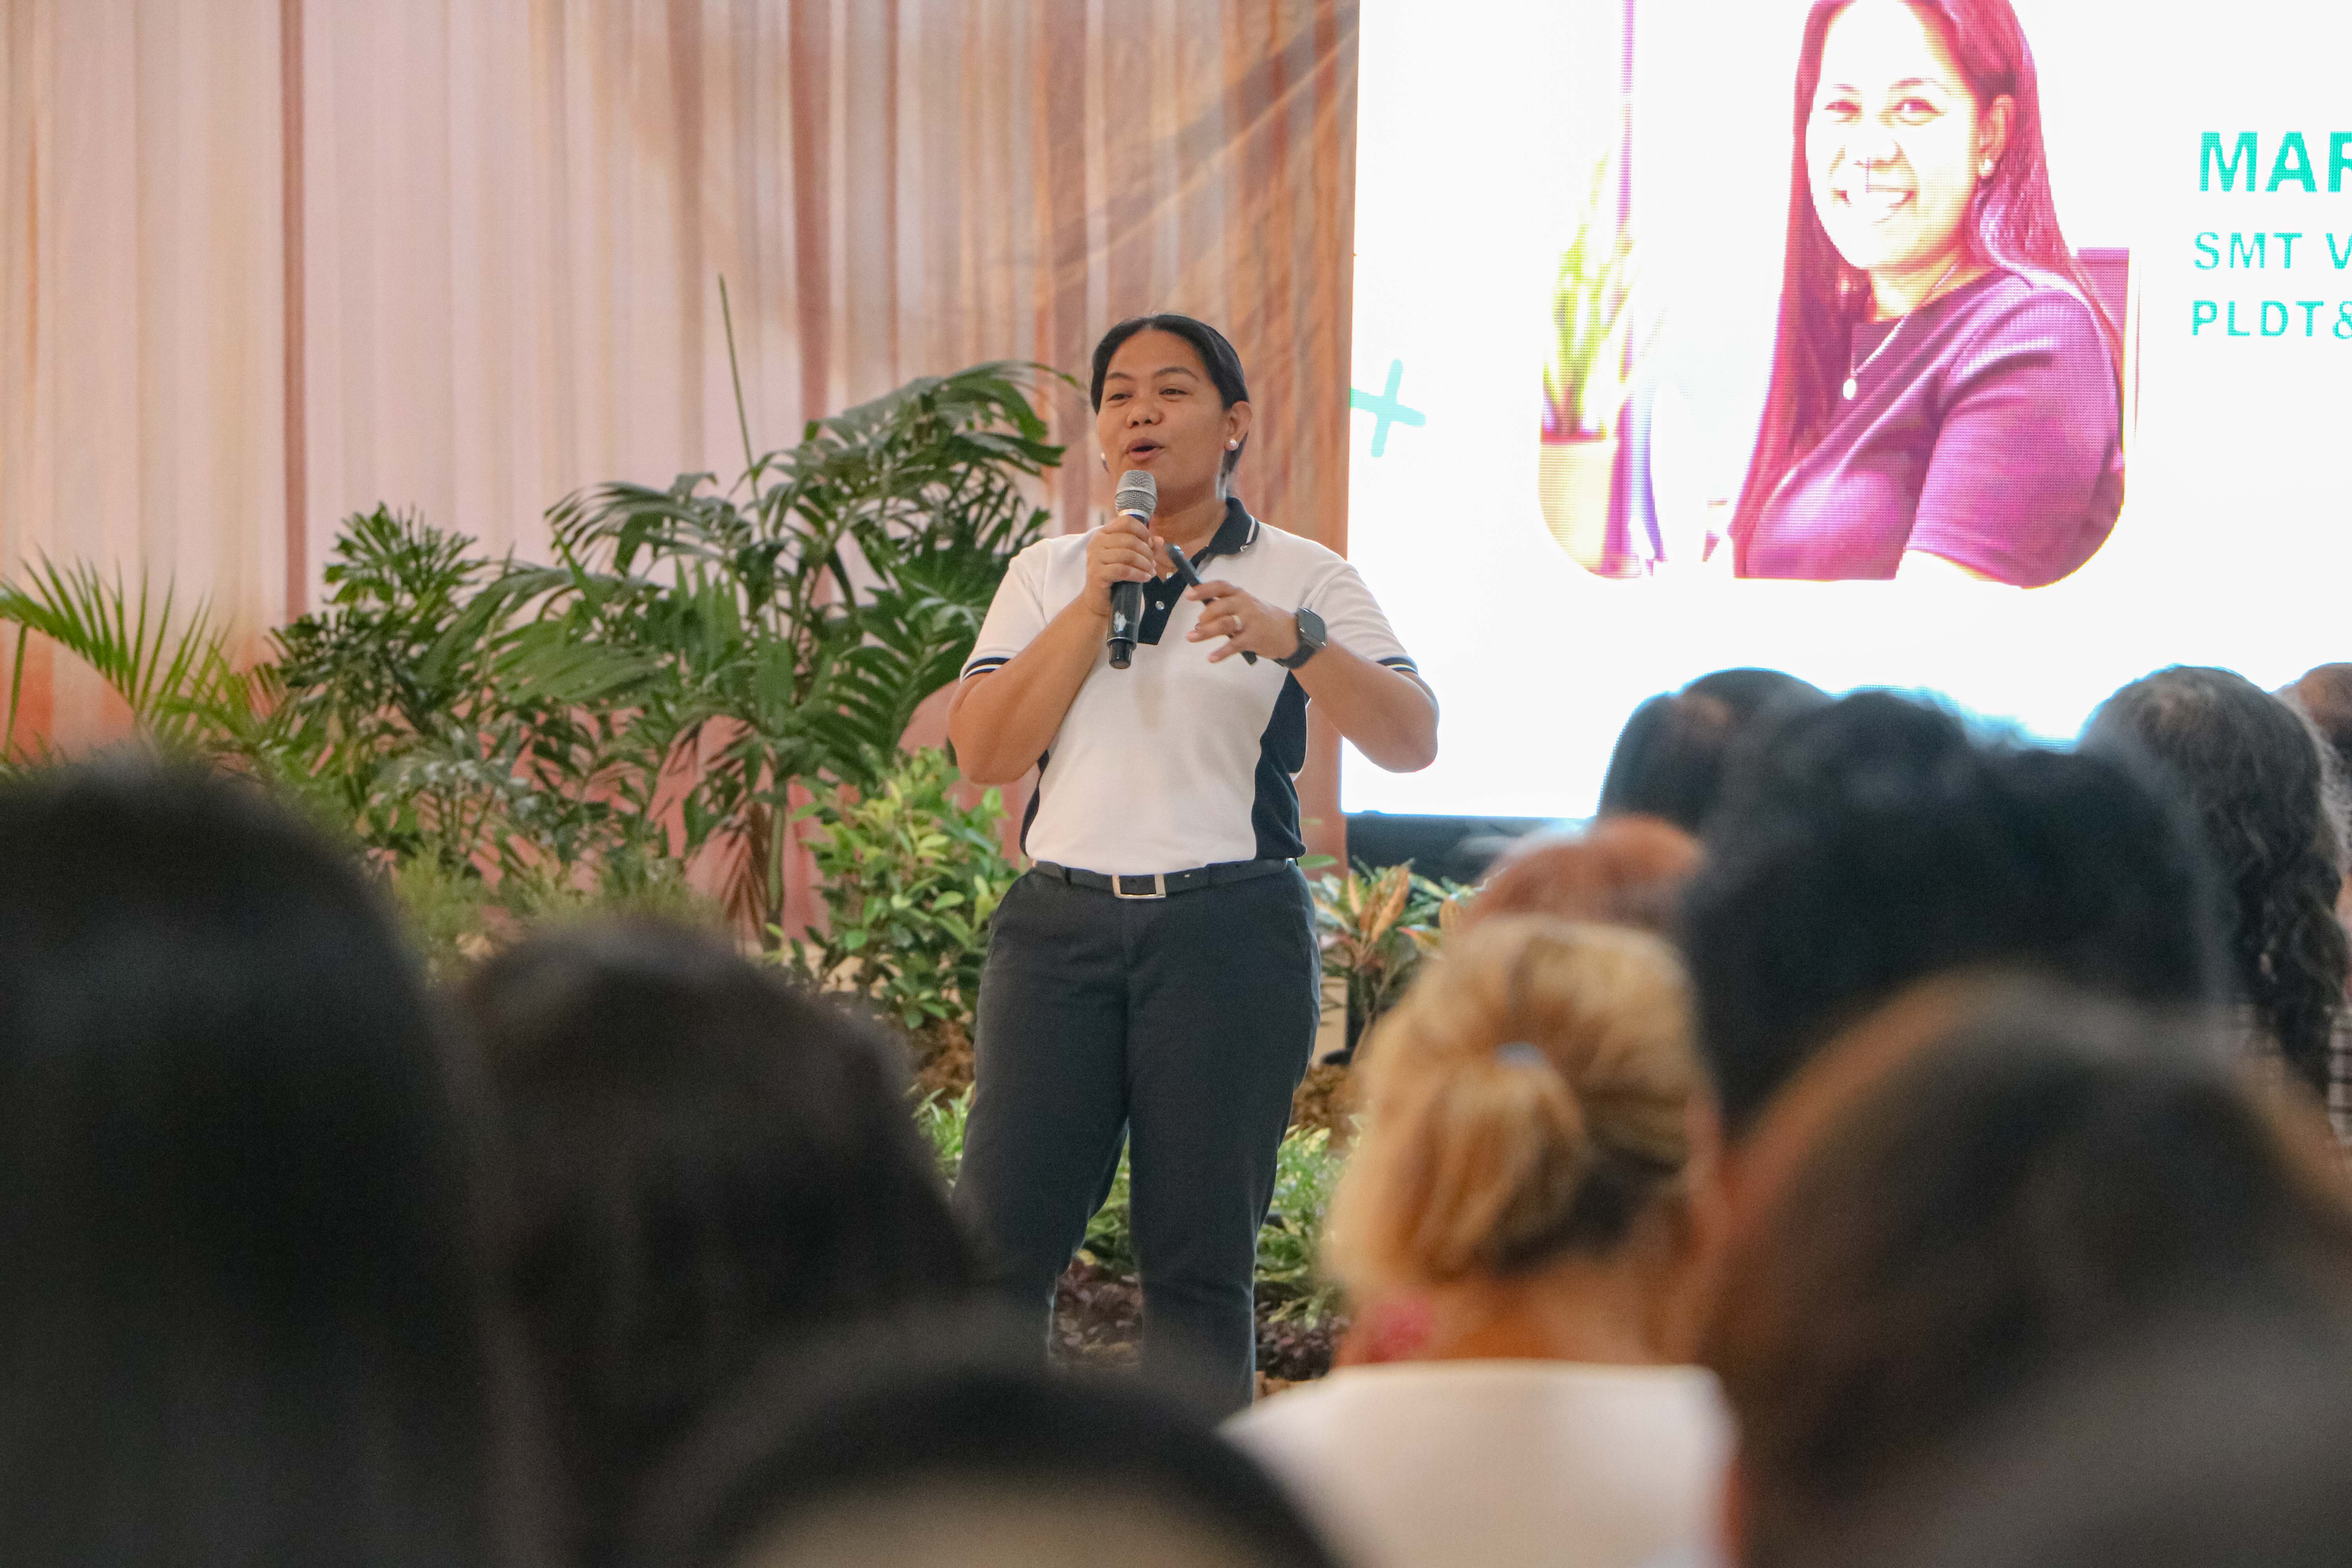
{"left": 961, "top": 498, "right": 1420, "bottom": 877}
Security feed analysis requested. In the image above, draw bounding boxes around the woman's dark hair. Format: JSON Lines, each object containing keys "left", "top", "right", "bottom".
{"left": 1730, "top": 0, "right": 2122, "bottom": 545}
{"left": 1706, "top": 983, "right": 2352, "bottom": 1567}
{"left": 2084, "top": 666, "right": 2350, "bottom": 1099}
{"left": 1089, "top": 314, "right": 1252, "bottom": 474}
{"left": 461, "top": 922, "right": 974, "bottom": 1567}
{"left": 1683, "top": 691, "right": 2221, "bottom": 1135}
{"left": 1597, "top": 667, "right": 1830, "bottom": 831}
{"left": 631, "top": 1329, "right": 1341, "bottom": 1568}
{"left": 0, "top": 764, "right": 530, "bottom": 1568}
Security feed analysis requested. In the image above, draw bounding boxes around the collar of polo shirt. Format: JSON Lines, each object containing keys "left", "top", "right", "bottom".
{"left": 1186, "top": 497, "right": 1260, "bottom": 571}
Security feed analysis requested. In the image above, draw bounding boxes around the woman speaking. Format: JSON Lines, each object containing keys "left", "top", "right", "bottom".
{"left": 1731, "top": 0, "right": 2123, "bottom": 586}
{"left": 947, "top": 314, "right": 1437, "bottom": 1410}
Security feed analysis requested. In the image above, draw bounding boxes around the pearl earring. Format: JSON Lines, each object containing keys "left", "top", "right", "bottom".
{"left": 1980, "top": 158, "right": 1995, "bottom": 178}
{"left": 1227, "top": 439, "right": 1240, "bottom": 450}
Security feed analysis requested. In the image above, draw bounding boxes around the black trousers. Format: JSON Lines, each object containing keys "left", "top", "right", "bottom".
{"left": 952, "top": 865, "right": 1321, "bottom": 1412}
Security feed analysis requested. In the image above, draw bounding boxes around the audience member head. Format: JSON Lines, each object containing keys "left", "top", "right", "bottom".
{"left": 0, "top": 764, "right": 529, "bottom": 1567}
{"left": 1328, "top": 916, "right": 1713, "bottom": 1357}
{"left": 1466, "top": 815, "right": 1702, "bottom": 938}
{"left": 1706, "top": 980, "right": 2352, "bottom": 1567}
{"left": 1824, "top": 1307, "right": 2352, "bottom": 1568}
{"left": 2085, "top": 665, "right": 2349, "bottom": 1096}
{"left": 633, "top": 1342, "right": 1341, "bottom": 1568}
{"left": 2283, "top": 661, "right": 2352, "bottom": 785}
{"left": 1682, "top": 690, "right": 2220, "bottom": 1138}
{"left": 462, "top": 921, "right": 973, "bottom": 1566}
{"left": 1597, "top": 668, "right": 1830, "bottom": 833}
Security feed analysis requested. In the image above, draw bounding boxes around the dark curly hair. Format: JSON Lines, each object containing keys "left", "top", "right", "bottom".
{"left": 2085, "top": 667, "right": 2350, "bottom": 1097}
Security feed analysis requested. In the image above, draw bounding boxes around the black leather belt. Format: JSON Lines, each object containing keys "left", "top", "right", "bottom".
{"left": 1031, "top": 858, "right": 1293, "bottom": 900}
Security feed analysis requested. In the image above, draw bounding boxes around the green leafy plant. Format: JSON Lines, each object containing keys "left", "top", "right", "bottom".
{"left": 1258, "top": 1125, "right": 1348, "bottom": 1325}
{"left": 1314, "top": 862, "right": 1470, "bottom": 1055}
{"left": 1543, "top": 152, "right": 1643, "bottom": 442}
{"left": 0, "top": 340, "right": 1060, "bottom": 916}
{"left": 1082, "top": 1150, "right": 1140, "bottom": 1276}
{"left": 384, "top": 849, "right": 720, "bottom": 985}
{"left": 913, "top": 1089, "right": 969, "bottom": 1187}
{"left": 504, "top": 356, "right": 1063, "bottom": 933}
{"left": 0, "top": 509, "right": 638, "bottom": 884}
{"left": 784, "top": 746, "right": 1014, "bottom": 1033}
{"left": 382, "top": 853, "right": 509, "bottom": 980}
{"left": 0, "top": 279, "right": 1060, "bottom": 978}
{"left": 256, "top": 506, "right": 637, "bottom": 878}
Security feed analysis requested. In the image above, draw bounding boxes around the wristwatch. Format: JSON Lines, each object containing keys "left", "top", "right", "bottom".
{"left": 1276, "top": 607, "right": 1327, "bottom": 670}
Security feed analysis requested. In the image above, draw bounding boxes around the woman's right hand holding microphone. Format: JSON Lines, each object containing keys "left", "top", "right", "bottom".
{"left": 1083, "top": 510, "right": 1159, "bottom": 619}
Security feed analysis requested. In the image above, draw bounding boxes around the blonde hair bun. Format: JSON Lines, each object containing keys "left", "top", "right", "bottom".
{"left": 1327, "top": 915, "right": 1701, "bottom": 1295}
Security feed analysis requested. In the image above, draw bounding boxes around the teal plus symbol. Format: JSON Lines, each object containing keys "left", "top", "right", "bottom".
{"left": 1350, "top": 359, "right": 1425, "bottom": 457}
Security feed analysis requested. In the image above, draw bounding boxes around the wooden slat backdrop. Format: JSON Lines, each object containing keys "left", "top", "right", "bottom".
{"left": 2, "top": 0, "right": 1361, "bottom": 874}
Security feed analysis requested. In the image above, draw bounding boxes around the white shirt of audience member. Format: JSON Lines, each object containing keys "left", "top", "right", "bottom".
{"left": 1227, "top": 1359, "right": 1730, "bottom": 1568}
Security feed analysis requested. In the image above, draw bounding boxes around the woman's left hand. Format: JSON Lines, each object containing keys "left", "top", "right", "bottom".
{"left": 1185, "top": 579, "right": 1299, "bottom": 664}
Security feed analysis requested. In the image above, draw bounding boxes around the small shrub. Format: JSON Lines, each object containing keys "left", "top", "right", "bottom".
{"left": 386, "top": 855, "right": 506, "bottom": 981}
{"left": 388, "top": 852, "right": 721, "bottom": 983}
{"left": 1256, "top": 1126, "right": 1347, "bottom": 1326}
{"left": 1082, "top": 1151, "right": 1138, "bottom": 1276}
{"left": 786, "top": 747, "right": 1014, "bottom": 1036}
{"left": 1313, "top": 862, "right": 1471, "bottom": 1054}
{"left": 913, "top": 1089, "right": 968, "bottom": 1187}
{"left": 492, "top": 855, "right": 724, "bottom": 934}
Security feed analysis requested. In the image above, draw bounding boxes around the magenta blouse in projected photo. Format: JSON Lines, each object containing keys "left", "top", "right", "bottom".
{"left": 1735, "top": 269, "right": 2123, "bottom": 586}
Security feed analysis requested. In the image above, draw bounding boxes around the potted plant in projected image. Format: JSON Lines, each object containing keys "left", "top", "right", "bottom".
{"left": 1541, "top": 155, "right": 1641, "bottom": 577}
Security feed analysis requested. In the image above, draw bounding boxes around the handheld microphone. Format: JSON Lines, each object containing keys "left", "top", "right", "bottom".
{"left": 1108, "top": 470, "right": 1156, "bottom": 670}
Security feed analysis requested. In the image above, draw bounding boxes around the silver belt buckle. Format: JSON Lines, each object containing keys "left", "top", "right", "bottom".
{"left": 1112, "top": 872, "right": 1168, "bottom": 900}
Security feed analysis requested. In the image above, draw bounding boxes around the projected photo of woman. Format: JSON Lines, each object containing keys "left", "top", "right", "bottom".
{"left": 1730, "top": 0, "right": 2123, "bottom": 586}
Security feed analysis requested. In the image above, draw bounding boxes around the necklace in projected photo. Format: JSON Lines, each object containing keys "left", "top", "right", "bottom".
{"left": 1844, "top": 252, "right": 1965, "bottom": 401}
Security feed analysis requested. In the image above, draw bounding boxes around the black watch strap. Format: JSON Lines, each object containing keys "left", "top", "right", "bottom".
{"left": 1276, "top": 607, "right": 1327, "bottom": 670}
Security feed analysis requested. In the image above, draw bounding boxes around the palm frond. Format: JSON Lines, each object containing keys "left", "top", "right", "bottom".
{"left": 0, "top": 557, "right": 239, "bottom": 759}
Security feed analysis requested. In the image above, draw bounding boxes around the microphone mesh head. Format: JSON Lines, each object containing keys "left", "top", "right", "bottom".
{"left": 1113, "top": 470, "right": 1157, "bottom": 518}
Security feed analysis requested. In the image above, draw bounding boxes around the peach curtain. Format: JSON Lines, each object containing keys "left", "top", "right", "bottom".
{"left": 4, "top": 0, "right": 1359, "bottom": 849}
{"left": 292, "top": 0, "right": 1358, "bottom": 577}
{"left": 0, "top": 0, "right": 288, "bottom": 748}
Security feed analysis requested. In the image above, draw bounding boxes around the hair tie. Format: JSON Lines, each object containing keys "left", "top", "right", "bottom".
{"left": 1494, "top": 1041, "right": 1552, "bottom": 1071}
